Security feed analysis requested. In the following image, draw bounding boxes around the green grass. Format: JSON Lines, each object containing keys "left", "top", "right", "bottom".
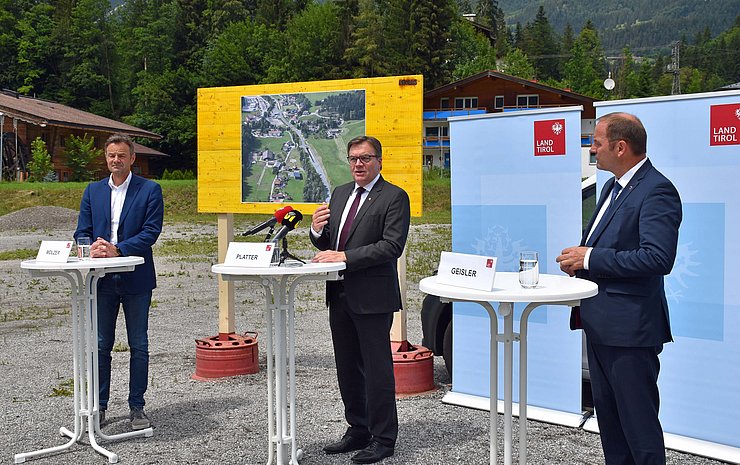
{"left": 50, "top": 378, "right": 74, "bottom": 397}
{"left": 416, "top": 168, "right": 451, "bottom": 224}
{"left": 0, "top": 248, "right": 38, "bottom": 261}
{"left": 0, "top": 173, "right": 451, "bottom": 225}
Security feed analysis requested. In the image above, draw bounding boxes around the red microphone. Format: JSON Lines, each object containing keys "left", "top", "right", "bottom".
{"left": 242, "top": 205, "right": 294, "bottom": 236}
{"left": 273, "top": 205, "right": 294, "bottom": 223}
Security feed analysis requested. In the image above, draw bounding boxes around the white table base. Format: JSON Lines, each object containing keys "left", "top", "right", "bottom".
{"left": 15, "top": 262, "right": 153, "bottom": 464}
{"left": 420, "top": 273, "right": 597, "bottom": 465}
{"left": 215, "top": 263, "right": 343, "bottom": 465}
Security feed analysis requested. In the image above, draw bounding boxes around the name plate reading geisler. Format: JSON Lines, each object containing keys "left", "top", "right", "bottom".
{"left": 436, "top": 251, "right": 497, "bottom": 291}
{"left": 224, "top": 242, "right": 275, "bottom": 267}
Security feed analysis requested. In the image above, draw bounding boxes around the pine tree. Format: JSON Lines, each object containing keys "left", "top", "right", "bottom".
{"left": 408, "top": 0, "right": 457, "bottom": 88}
{"left": 344, "top": 0, "right": 389, "bottom": 78}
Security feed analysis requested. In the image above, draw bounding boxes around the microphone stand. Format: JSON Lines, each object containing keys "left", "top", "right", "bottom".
{"left": 278, "top": 237, "right": 305, "bottom": 266}
{"left": 263, "top": 226, "right": 276, "bottom": 242}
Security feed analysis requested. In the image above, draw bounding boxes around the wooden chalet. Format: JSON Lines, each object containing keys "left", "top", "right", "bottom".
{"left": 0, "top": 90, "right": 166, "bottom": 181}
{"left": 423, "top": 70, "right": 598, "bottom": 172}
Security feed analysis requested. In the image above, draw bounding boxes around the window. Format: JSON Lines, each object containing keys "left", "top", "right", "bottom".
{"left": 59, "top": 135, "right": 65, "bottom": 147}
{"left": 441, "top": 126, "right": 449, "bottom": 137}
{"left": 426, "top": 126, "right": 439, "bottom": 137}
{"left": 516, "top": 94, "right": 539, "bottom": 108}
{"left": 440, "top": 98, "right": 449, "bottom": 109}
{"left": 494, "top": 95, "right": 505, "bottom": 110}
{"left": 454, "top": 97, "right": 478, "bottom": 109}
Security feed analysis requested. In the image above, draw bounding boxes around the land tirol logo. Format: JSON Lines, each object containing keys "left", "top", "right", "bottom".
{"left": 710, "top": 103, "right": 740, "bottom": 146}
{"left": 534, "top": 119, "right": 566, "bottom": 156}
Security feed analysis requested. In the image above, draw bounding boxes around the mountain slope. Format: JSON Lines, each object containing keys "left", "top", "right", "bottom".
{"left": 499, "top": 0, "right": 740, "bottom": 52}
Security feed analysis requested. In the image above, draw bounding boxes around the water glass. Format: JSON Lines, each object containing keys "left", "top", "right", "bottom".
{"left": 519, "top": 251, "right": 539, "bottom": 288}
{"left": 77, "top": 236, "right": 91, "bottom": 260}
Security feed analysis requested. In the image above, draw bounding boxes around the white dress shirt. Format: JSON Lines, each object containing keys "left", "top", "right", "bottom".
{"left": 108, "top": 172, "right": 132, "bottom": 245}
{"left": 584, "top": 157, "right": 648, "bottom": 269}
{"left": 311, "top": 173, "right": 381, "bottom": 248}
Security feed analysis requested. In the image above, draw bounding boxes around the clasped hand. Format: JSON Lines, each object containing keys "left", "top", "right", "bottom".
{"left": 91, "top": 237, "right": 118, "bottom": 258}
{"left": 556, "top": 246, "right": 588, "bottom": 277}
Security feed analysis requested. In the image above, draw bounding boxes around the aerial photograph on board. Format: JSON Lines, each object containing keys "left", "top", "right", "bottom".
{"left": 241, "top": 90, "right": 366, "bottom": 203}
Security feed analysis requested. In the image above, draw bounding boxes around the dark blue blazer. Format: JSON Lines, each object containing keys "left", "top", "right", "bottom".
{"left": 75, "top": 174, "right": 164, "bottom": 294}
{"left": 578, "top": 159, "right": 682, "bottom": 347}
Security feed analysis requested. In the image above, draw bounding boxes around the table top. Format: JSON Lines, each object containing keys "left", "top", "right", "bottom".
{"left": 212, "top": 261, "right": 346, "bottom": 276}
{"left": 419, "top": 272, "right": 598, "bottom": 303}
{"left": 21, "top": 256, "right": 144, "bottom": 271}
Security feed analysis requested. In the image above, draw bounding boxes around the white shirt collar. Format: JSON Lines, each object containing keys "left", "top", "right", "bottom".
{"left": 615, "top": 156, "right": 647, "bottom": 189}
{"left": 355, "top": 173, "right": 380, "bottom": 193}
{"left": 108, "top": 171, "right": 133, "bottom": 190}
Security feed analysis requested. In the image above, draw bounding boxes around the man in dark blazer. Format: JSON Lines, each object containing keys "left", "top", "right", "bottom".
{"left": 557, "top": 113, "right": 682, "bottom": 465}
{"left": 75, "top": 133, "right": 164, "bottom": 430}
{"left": 310, "top": 135, "right": 410, "bottom": 464}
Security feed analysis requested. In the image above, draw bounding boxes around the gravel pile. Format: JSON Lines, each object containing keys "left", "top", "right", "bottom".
{"left": 0, "top": 206, "right": 79, "bottom": 232}
{"left": 0, "top": 215, "right": 726, "bottom": 465}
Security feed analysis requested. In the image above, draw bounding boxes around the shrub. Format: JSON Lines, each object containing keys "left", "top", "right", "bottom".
{"left": 161, "top": 168, "right": 195, "bottom": 180}
{"left": 65, "top": 134, "right": 102, "bottom": 182}
{"left": 27, "top": 137, "right": 55, "bottom": 182}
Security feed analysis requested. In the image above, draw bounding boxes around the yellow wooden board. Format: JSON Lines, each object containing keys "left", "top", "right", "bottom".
{"left": 197, "top": 75, "right": 423, "bottom": 216}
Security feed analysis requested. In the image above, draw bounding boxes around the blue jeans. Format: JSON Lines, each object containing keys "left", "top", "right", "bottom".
{"left": 96, "top": 274, "right": 151, "bottom": 410}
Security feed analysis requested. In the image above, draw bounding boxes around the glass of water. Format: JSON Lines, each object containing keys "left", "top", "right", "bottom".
{"left": 519, "top": 251, "right": 539, "bottom": 288}
{"left": 77, "top": 236, "right": 91, "bottom": 260}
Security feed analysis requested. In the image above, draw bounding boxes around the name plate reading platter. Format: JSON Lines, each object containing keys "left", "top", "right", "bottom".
{"left": 36, "top": 240, "right": 74, "bottom": 263}
{"left": 224, "top": 242, "right": 275, "bottom": 267}
{"left": 436, "top": 251, "right": 497, "bottom": 291}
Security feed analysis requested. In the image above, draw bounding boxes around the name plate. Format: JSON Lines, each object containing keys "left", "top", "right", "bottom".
{"left": 224, "top": 242, "right": 276, "bottom": 267}
{"left": 436, "top": 251, "right": 497, "bottom": 291}
{"left": 36, "top": 240, "right": 74, "bottom": 263}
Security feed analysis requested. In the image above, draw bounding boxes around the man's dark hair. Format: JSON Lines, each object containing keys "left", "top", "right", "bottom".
{"left": 105, "top": 133, "right": 135, "bottom": 155}
{"left": 347, "top": 135, "right": 382, "bottom": 158}
{"left": 600, "top": 112, "right": 647, "bottom": 156}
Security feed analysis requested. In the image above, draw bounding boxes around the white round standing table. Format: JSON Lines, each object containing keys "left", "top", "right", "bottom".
{"left": 419, "top": 272, "right": 598, "bottom": 465}
{"left": 211, "top": 262, "right": 345, "bottom": 465}
{"left": 15, "top": 257, "right": 153, "bottom": 464}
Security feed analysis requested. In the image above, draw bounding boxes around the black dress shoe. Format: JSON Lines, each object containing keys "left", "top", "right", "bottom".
{"left": 323, "top": 434, "right": 371, "bottom": 455}
{"left": 351, "top": 441, "right": 394, "bottom": 464}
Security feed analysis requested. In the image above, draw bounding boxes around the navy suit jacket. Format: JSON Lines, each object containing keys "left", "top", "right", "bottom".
{"left": 75, "top": 174, "right": 164, "bottom": 294}
{"left": 310, "top": 175, "right": 411, "bottom": 314}
{"left": 577, "top": 159, "right": 682, "bottom": 347}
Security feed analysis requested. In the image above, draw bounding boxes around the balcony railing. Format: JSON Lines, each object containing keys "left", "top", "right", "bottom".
{"left": 423, "top": 108, "right": 487, "bottom": 120}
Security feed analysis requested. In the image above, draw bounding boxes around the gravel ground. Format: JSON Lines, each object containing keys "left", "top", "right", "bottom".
{"left": 0, "top": 208, "right": 727, "bottom": 465}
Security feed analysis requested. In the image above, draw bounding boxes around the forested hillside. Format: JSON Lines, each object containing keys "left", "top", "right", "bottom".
{"left": 495, "top": 0, "right": 740, "bottom": 51}
{"left": 1, "top": 0, "right": 737, "bottom": 175}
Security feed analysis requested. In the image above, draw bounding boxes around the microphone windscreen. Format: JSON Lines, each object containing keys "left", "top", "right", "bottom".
{"left": 274, "top": 205, "right": 294, "bottom": 222}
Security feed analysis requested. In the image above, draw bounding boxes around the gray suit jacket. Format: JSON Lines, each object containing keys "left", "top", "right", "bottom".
{"left": 311, "top": 175, "right": 411, "bottom": 314}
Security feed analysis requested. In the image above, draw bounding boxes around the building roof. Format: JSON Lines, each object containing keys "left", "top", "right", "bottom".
{"left": 0, "top": 90, "right": 160, "bottom": 139}
{"left": 133, "top": 142, "right": 169, "bottom": 157}
{"left": 425, "top": 69, "right": 598, "bottom": 105}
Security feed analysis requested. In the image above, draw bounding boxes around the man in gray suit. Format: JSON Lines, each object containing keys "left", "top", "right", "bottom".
{"left": 310, "top": 135, "right": 410, "bottom": 464}
{"left": 557, "top": 113, "right": 682, "bottom": 465}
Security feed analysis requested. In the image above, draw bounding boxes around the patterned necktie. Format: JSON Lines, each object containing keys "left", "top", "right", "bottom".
{"left": 338, "top": 187, "right": 364, "bottom": 251}
{"left": 606, "top": 181, "right": 622, "bottom": 213}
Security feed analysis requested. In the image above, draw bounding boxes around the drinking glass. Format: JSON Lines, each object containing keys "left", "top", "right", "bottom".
{"left": 77, "top": 236, "right": 91, "bottom": 260}
{"left": 519, "top": 251, "right": 539, "bottom": 288}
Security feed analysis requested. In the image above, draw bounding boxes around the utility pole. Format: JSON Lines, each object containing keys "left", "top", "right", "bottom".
{"left": 667, "top": 41, "right": 681, "bottom": 95}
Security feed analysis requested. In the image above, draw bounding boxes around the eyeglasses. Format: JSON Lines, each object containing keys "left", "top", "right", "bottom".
{"left": 347, "top": 154, "right": 378, "bottom": 164}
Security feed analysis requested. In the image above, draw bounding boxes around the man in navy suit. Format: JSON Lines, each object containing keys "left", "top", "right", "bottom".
{"left": 557, "top": 113, "right": 682, "bottom": 465}
{"left": 75, "top": 133, "right": 163, "bottom": 430}
{"left": 310, "top": 136, "right": 410, "bottom": 464}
